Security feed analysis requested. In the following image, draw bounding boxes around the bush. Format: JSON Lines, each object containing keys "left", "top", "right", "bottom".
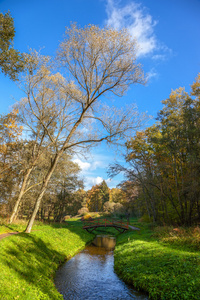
{"left": 90, "top": 212, "right": 101, "bottom": 218}
{"left": 81, "top": 214, "right": 93, "bottom": 221}
{"left": 103, "top": 202, "right": 126, "bottom": 216}
{"left": 64, "top": 215, "right": 71, "bottom": 220}
{"left": 152, "top": 226, "right": 200, "bottom": 251}
{"left": 114, "top": 203, "right": 124, "bottom": 214}
{"left": 77, "top": 207, "right": 89, "bottom": 216}
{"left": 138, "top": 214, "right": 153, "bottom": 223}
{"left": 103, "top": 201, "right": 115, "bottom": 213}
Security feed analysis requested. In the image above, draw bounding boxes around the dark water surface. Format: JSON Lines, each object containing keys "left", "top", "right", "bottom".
{"left": 55, "top": 236, "right": 148, "bottom": 300}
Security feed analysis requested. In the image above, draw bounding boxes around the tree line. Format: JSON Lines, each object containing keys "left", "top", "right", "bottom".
{"left": 110, "top": 74, "right": 200, "bottom": 226}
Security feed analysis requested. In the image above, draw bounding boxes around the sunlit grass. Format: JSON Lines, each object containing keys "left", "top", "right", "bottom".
{"left": 1, "top": 217, "right": 200, "bottom": 299}
{"left": 0, "top": 219, "right": 94, "bottom": 299}
{"left": 0, "top": 217, "right": 27, "bottom": 234}
{"left": 114, "top": 220, "right": 200, "bottom": 300}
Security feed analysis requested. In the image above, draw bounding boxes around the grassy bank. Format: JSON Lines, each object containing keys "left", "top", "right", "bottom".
{"left": 114, "top": 220, "right": 200, "bottom": 300}
{"left": 1, "top": 217, "right": 200, "bottom": 300}
{"left": 0, "top": 219, "right": 94, "bottom": 299}
{"left": 0, "top": 218, "right": 28, "bottom": 234}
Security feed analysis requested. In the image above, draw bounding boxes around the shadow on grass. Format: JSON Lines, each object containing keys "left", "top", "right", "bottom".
{"left": 88, "top": 227, "right": 122, "bottom": 236}
{"left": 0, "top": 220, "right": 95, "bottom": 299}
{"left": 0, "top": 219, "right": 144, "bottom": 299}
{"left": 0, "top": 233, "right": 66, "bottom": 299}
{"left": 48, "top": 219, "right": 96, "bottom": 244}
{"left": 53, "top": 217, "right": 131, "bottom": 237}
{"left": 48, "top": 219, "right": 116, "bottom": 237}
{"left": 2, "top": 224, "right": 22, "bottom": 232}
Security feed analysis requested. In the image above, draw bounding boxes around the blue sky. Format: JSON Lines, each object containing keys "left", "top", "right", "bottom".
{"left": 0, "top": 0, "right": 200, "bottom": 189}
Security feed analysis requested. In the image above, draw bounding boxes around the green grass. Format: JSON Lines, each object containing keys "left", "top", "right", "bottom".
{"left": 1, "top": 217, "right": 200, "bottom": 300}
{"left": 114, "top": 219, "right": 200, "bottom": 300}
{"left": 0, "top": 219, "right": 94, "bottom": 299}
{"left": 0, "top": 218, "right": 28, "bottom": 234}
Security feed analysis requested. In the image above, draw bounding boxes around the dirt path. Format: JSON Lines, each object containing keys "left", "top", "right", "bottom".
{"left": 0, "top": 232, "right": 19, "bottom": 240}
{"left": 129, "top": 225, "right": 140, "bottom": 230}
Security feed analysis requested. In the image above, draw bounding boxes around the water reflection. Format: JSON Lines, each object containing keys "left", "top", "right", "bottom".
{"left": 92, "top": 235, "right": 116, "bottom": 250}
{"left": 55, "top": 237, "right": 148, "bottom": 300}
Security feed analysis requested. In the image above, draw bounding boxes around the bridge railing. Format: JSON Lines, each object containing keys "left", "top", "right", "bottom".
{"left": 82, "top": 218, "right": 129, "bottom": 229}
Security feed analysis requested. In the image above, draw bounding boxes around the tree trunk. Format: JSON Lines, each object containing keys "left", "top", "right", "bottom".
{"left": 25, "top": 152, "right": 62, "bottom": 233}
{"left": 25, "top": 103, "right": 92, "bottom": 233}
{"left": 197, "top": 199, "right": 200, "bottom": 222}
{"left": 9, "top": 167, "right": 33, "bottom": 224}
{"left": 173, "top": 155, "right": 185, "bottom": 224}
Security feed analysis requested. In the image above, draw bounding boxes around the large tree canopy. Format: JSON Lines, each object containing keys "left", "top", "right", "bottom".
{"left": 20, "top": 24, "right": 146, "bottom": 233}
{"left": 58, "top": 24, "right": 145, "bottom": 100}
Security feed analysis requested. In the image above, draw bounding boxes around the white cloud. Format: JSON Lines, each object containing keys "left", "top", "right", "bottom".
{"left": 105, "top": 0, "right": 170, "bottom": 59}
{"left": 105, "top": 178, "right": 111, "bottom": 184}
{"left": 83, "top": 176, "right": 120, "bottom": 190}
{"left": 152, "top": 54, "right": 167, "bottom": 61}
{"left": 73, "top": 151, "right": 123, "bottom": 190}
{"left": 84, "top": 176, "right": 112, "bottom": 190}
{"left": 147, "top": 68, "right": 159, "bottom": 81}
{"left": 73, "top": 158, "right": 91, "bottom": 171}
{"left": 93, "top": 176, "right": 104, "bottom": 185}
{"left": 86, "top": 176, "right": 103, "bottom": 187}
{"left": 90, "top": 161, "right": 102, "bottom": 170}
{"left": 73, "top": 158, "right": 103, "bottom": 172}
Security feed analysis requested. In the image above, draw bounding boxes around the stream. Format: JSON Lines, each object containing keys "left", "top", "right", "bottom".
{"left": 54, "top": 235, "right": 148, "bottom": 300}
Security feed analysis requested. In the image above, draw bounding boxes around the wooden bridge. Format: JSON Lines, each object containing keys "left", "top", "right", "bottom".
{"left": 82, "top": 218, "right": 129, "bottom": 233}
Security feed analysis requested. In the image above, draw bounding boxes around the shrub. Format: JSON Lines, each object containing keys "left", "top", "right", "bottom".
{"left": 64, "top": 215, "right": 71, "bottom": 220}
{"left": 103, "top": 201, "right": 115, "bottom": 213}
{"left": 152, "top": 226, "right": 200, "bottom": 251}
{"left": 81, "top": 214, "right": 93, "bottom": 221}
{"left": 77, "top": 207, "right": 89, "bottom": 216}
{"left": 138, "top": 214, "right": 153, "bottom": 223}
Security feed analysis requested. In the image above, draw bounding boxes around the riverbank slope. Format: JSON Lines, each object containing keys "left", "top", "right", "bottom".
{"left": 0, "top": 220, "right": 93, "bottom": 299}
{"left": 1, "top": 218, "right": 200, "bottom": 299}
{"left": 114, "top": 220, "right": 200, "bottom": 300}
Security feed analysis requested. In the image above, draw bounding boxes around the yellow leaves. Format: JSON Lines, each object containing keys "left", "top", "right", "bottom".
{"left": 162, "top": 87, "right": 188, "bottom": 111}
{"left": 23, "top": 49, "right": 51, "bottom": 73}
{"left": 1, "top": 109, "right": 23, "bottom": 142}
{"left": 37, "top": 65, "right": 51, "bottom": 79}
{"left": 58, "top": 22, "right": 145, "bottom": 97}
{"left": 67, "top": 80, "right": 83, "bottom": 99}
{"left": 0, "top": 143, "right": 7, "bottom": 155}
{"left": 191, "top": 73, "right": 200, "bottom": 98}
{"left": 49, "top": 72, "right": 65, "bottom": 85}
{"left": 109, "top": 187, "right": 126, "bottom": 204}
{"left": 65, "top": 23, "right": 132, "bottom": 49}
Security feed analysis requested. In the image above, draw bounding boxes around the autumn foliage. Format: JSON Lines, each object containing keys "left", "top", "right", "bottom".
{"left": 112, "top": 74, "right": 200, "bottom": 226}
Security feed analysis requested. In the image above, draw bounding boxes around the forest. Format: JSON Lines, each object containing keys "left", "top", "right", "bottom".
{"left": 109, "top": 75, "right": 200, "bottom": 226}
{"left": 0, "top": 11, "right": 200, "bottom": 231}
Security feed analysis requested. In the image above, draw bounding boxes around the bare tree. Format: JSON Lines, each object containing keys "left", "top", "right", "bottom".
{"left": 9, "top": 51, "right": 70, "bottom": 223}
{"left": 22, "top": 24, "right": 146, "bottom": 233}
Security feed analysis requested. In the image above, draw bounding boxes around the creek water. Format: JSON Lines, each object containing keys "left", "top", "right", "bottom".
{"left": 54, "top": 235, "right": 148, "bottom": 300}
